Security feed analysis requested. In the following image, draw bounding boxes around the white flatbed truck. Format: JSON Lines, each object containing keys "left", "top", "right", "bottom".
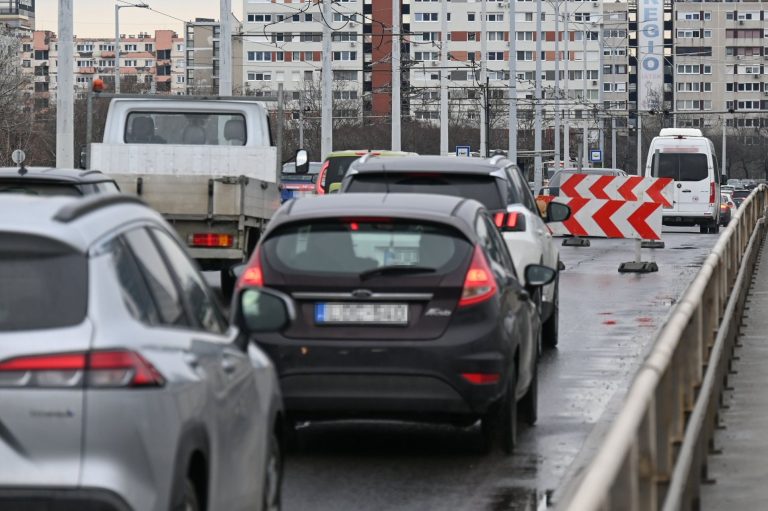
{"left": 86, "top": 94, "right": 290, "bottom": 294}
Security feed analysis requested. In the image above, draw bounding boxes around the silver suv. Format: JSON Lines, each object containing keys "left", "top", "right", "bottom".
{"left": 0, "top": 194, "right": 289, "bottom": 511}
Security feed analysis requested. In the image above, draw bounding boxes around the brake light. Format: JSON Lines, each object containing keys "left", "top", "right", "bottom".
{"left": 459, "top": 245, "right": 498, "bottom": 308}
{"left": 492, "top": 212, "right": 526, "bottom": 232}
{"left": 188, "top": 233, "right": 234, "bottom": 248}
{"left": 355, "top": 151, "right": 381, "bottom": 156}
{"left": 461, "top": 373, "right": 501, "bottom": 385}
{"left": 238, "top": 246, "right": 264, "bottom": 290}
{"left": 0, "top": 350, "right": 164, "bottom": 388}
{"left": 710, "top": 182, "right": 716, "bottom": 204}
{"left": 315, "top": 161, "right": 330, "bottom": 195}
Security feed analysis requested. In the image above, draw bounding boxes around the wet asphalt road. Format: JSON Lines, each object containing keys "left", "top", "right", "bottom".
{"left": 277, "top": 227, "right": 720, "bottom": 511}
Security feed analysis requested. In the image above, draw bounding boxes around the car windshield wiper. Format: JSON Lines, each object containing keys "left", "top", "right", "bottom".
{"left": 359, "top": 265, "right": 437, "bottom": 280}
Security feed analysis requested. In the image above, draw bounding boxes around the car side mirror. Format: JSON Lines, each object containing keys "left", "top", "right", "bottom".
{"left": 546, "top": 201, "right": 571, "bottom": 223}
{"left": 78, "top": 145, "right": 87, "bottom": 170}
{"left": 236, "top": 287, "right": 296, "bottom": 334}
{"left": 295, "top": 149, "right": 310, "bottom": 175}
{"left": 328, "top": 182, "right": 342, "bottom": 194}
{"left": 721, "top": 174, "right": 728, "bottom": 184}
{"left": 525, "top": 264, "right": 557, "bottom": 288}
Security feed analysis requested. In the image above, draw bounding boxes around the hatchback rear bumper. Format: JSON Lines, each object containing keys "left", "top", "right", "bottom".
{"left": 0, "top": 487, "right": 132, "bottom": 511}
{"left": 256, "top": 320, "right": 511, "bottom": 420}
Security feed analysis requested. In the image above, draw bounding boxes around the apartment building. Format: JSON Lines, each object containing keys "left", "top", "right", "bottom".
{"left": 240, "top": 0, "right": 364, "bottom": 116}
{"left": 185, "top": 16, "right": 244, "bottom": 95}
{"left": 671, "top": 0, "right": 768, "bottom": 133}
{"left": 21, "top": 29, "right": 186, "bottom": 110}
{"left": 240, "top": 0, "right": 626, "bottom": 132}
{"left": 0, "top": 0, "right": 34, "bottom": 38}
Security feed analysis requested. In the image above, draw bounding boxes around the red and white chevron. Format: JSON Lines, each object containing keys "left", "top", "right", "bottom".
{"left": 549, "top": 198, "right": 663, "bottom": 240}
{"left": 559, "top": 174, "right": 673, "bottom": 207}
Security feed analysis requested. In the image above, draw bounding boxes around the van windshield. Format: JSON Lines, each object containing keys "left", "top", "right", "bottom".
{"left": 651, "top": 153, "right": 709, "bottom": 182}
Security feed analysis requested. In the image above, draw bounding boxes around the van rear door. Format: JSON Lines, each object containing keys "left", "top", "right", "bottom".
{"left": 651, "top": 151, "right": 711, "bottom": 214}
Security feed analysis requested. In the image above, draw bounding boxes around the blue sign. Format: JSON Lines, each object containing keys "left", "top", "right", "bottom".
{"left": 590, "top": 149, "right": 603, "bottom": 163}
{"left": 456, "top": 145, "right": 471, "bottom": 157}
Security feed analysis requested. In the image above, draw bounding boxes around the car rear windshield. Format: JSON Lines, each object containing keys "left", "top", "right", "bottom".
{"left": 125, "top": 112, "right": 251, "bottom": 146}
{"left": 263, "top": 219, "right": 471, "bottom": 275}
{"left": 651, "top": 153, "right": 709, "bottom": 182}
{"left": 345, "top": 173, "right": 507, "bottom": 210}
{"left": 733, "top": 190, "right": 751, "bottom": 198}
{"left": 322, "top": 156, "right": 359, "bottom": 192}
{"left": 0, "top": 233, "right": 88, "bottom": 331}
{"left": 0, "top": 181, "right": 83, "bottom": 196}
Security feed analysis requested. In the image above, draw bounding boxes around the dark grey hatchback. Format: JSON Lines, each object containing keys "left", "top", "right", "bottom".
{"left": 237, "top": 193, "right": 555, "bottom": 453}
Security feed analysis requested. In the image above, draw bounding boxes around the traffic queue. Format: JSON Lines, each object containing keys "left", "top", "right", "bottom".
{"left": 0, "top": 146, "right": 570, "bottom": 511}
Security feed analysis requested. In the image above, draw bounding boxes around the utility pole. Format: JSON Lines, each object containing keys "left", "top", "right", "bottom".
{"left": 57, "top": 0, "right": 74, "bottom": 167}
{"left": 391, "top": 0, "right": 401, "bottom": 151}
{"left": 480, "top": 0, "right": 487, "bottom": 157}
{"left": 597, "top": 22, "right": 604, "bottom": 167}
{"left": 582, "top": 20, "right": 588, "bottom": 167}
{"left": 553, "top": 0, "right": 561, "bottom": 166}
{"left": 534, "top": 0, "right": 543, "bottom": 188}
{"left": 636, "top": 114, "right": 642, "bottom": 175}
{"left": 321, "top": 0, "right": 333, "bottom": 159}
{"left": 299, "top": 89, "right": 305, "bottom": 147}
{"left": 219, "top": 0, "right": 232, "bottom": 96}
{"left": 611, "top": 116, "right": 616, "bottom": 168}
{"left": 722, "top": 115, "right": 728, "bottom": 178}
{"left": 114, "top": 2, "right": 149, "bottom": 94}
{"left": 563, "top": 0, "right": 570, "bottom": 165}
{"left": 440, "top": 0, "right": 448, "bottom": 155}
{"left": 507, "top": 0, "right": 517, "bottom": 163}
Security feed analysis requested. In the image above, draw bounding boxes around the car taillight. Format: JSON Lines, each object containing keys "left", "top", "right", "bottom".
{"left": 710, "top": 182, "right": 716, "bottom": 204}
{"left": 188, "top": 233, "right": 234, "bottom": 248}
{"left": 492, "top": 212, "right": 526, "bottom": 232}
{"left": 237, "top": 246, "right": 264, "bottom": 290}
{"left": 315, "top": 161, "right": 330, "bottom": 195}
{"left": 459, "top": 245, "right": 498, "bottom": 308}
{"left": 0, "top": 350, "right": 164, "bottom": 388}
{"left": 461, "top": 373, "right": 500, "bottom": 385}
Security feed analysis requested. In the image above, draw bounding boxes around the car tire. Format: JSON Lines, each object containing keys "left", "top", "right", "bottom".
{"left": 519, "top": 345, "right": 538, "bottom": 427}
{"left": 542, "top": 274, "right": 559, "bottom": 349}
{"left": 480, "top": 364, "right": 518, "bottom": 455}
{"left": 181, "top": 479, "right": 200, "bottom": 511}
{"left": 262, "top": 431, "right": 283, "bottom": 511}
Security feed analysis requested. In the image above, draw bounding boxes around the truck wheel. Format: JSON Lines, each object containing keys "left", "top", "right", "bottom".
{"left": 220, "top": 269, "right": 236, "bottom": 301}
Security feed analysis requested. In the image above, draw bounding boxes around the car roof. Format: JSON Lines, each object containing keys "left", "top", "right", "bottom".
{"left": 0, "top": 194, "right": 166, "bottom": 253}
{"left": 347, "top": 155, "right": 512, "bottom": 176}
{"left": 266, "top": 193, "right": 484, "bottom": 241}
{"left": 0, "top": 167, "right": 116, "bottom": 184}
{"left": 326, "top": 149, "right": 416, "bottom": 159}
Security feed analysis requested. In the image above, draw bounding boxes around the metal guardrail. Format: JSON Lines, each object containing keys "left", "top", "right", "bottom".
{"left": 555, "top": 185, "right": 768, "bottom": 511}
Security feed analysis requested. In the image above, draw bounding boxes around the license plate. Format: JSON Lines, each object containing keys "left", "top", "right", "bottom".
{"left": 315, "top": 303, "right": 409, "bottom": 325}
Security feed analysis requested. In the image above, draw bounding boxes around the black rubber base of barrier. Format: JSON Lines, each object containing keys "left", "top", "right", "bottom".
{"left": 563, "top": 237, "right": 591, "bottom": 247}
{"left": 618, "top": 261, "right": 659, "bottom": 273}
{"left": 641, "top": 240, "right": 665, "bottom": 249}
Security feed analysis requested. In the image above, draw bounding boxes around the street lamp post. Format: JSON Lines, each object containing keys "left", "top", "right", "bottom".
{"left": 115, "top": 2, "right": 149, "bottom": 94}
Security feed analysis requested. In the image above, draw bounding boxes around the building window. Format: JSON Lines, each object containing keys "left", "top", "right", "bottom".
{"left": 487, "top": 51, "right": 504, "bottom": 61}
{"left": 247, "top": 51, "right": 272, "bottom": 61}
{"left": 333, "top": 13, "right": 357, "bottom": 22}
{"left": 247, "top": 72, "right": 272, "bottom": 81}
{"left": 247, "top": 13, "right": 272, "bottom": 22}
{"left": 486, "top": 13, "right": 504, "bottom": 22}
{"left": 414, "top": 12, "right": 438, "bottom": 22}
{"left": 517, "top": 51, "right": 533, "bottom": 61}
{"left": 124, "top": 44, "right": 137, "bottom": 51}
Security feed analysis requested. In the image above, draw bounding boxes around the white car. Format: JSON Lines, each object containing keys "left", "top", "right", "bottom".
{"left": 339, "top": 154, "right": 571, "bottom": 349}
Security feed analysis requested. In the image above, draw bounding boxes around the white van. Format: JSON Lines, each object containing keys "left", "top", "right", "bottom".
{"left": 644, "top": 128, "right": 722, "bottom": 234}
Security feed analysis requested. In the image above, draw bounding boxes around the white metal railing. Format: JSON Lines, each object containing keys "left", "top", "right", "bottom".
{"left": 555, "top": 185, "right": 768, "bottom": 511}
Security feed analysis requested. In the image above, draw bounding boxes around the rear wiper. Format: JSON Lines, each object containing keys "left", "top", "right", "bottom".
{"left": 359, "top": 265, "right": 436, "bottom": 280}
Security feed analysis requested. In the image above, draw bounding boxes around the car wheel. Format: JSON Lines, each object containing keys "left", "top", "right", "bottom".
{"left": 181, "top": 479, "right": 200, "bottom": 511}
{"left": 519, "top": 343, "right": 538, "bottom": 427}
{"left": 480, "top": 364, "right": 518, "bottom": 455}
{"left": 699, "top": 223, "right": 709, "bottom": 234}
{"left": 263, "top": 431, "right": 283, "bottom": 511}
{"left": 542, "top": 274, "right": 559, "bottom": 349}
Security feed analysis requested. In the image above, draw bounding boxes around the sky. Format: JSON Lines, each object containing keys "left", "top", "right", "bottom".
{"left": 36, "top": 0, "right": 238, "bottom": 38}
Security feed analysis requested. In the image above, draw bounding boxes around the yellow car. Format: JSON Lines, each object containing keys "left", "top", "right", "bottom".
{"left": 315, "top": 150, "right": 416, "bottom": 195}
